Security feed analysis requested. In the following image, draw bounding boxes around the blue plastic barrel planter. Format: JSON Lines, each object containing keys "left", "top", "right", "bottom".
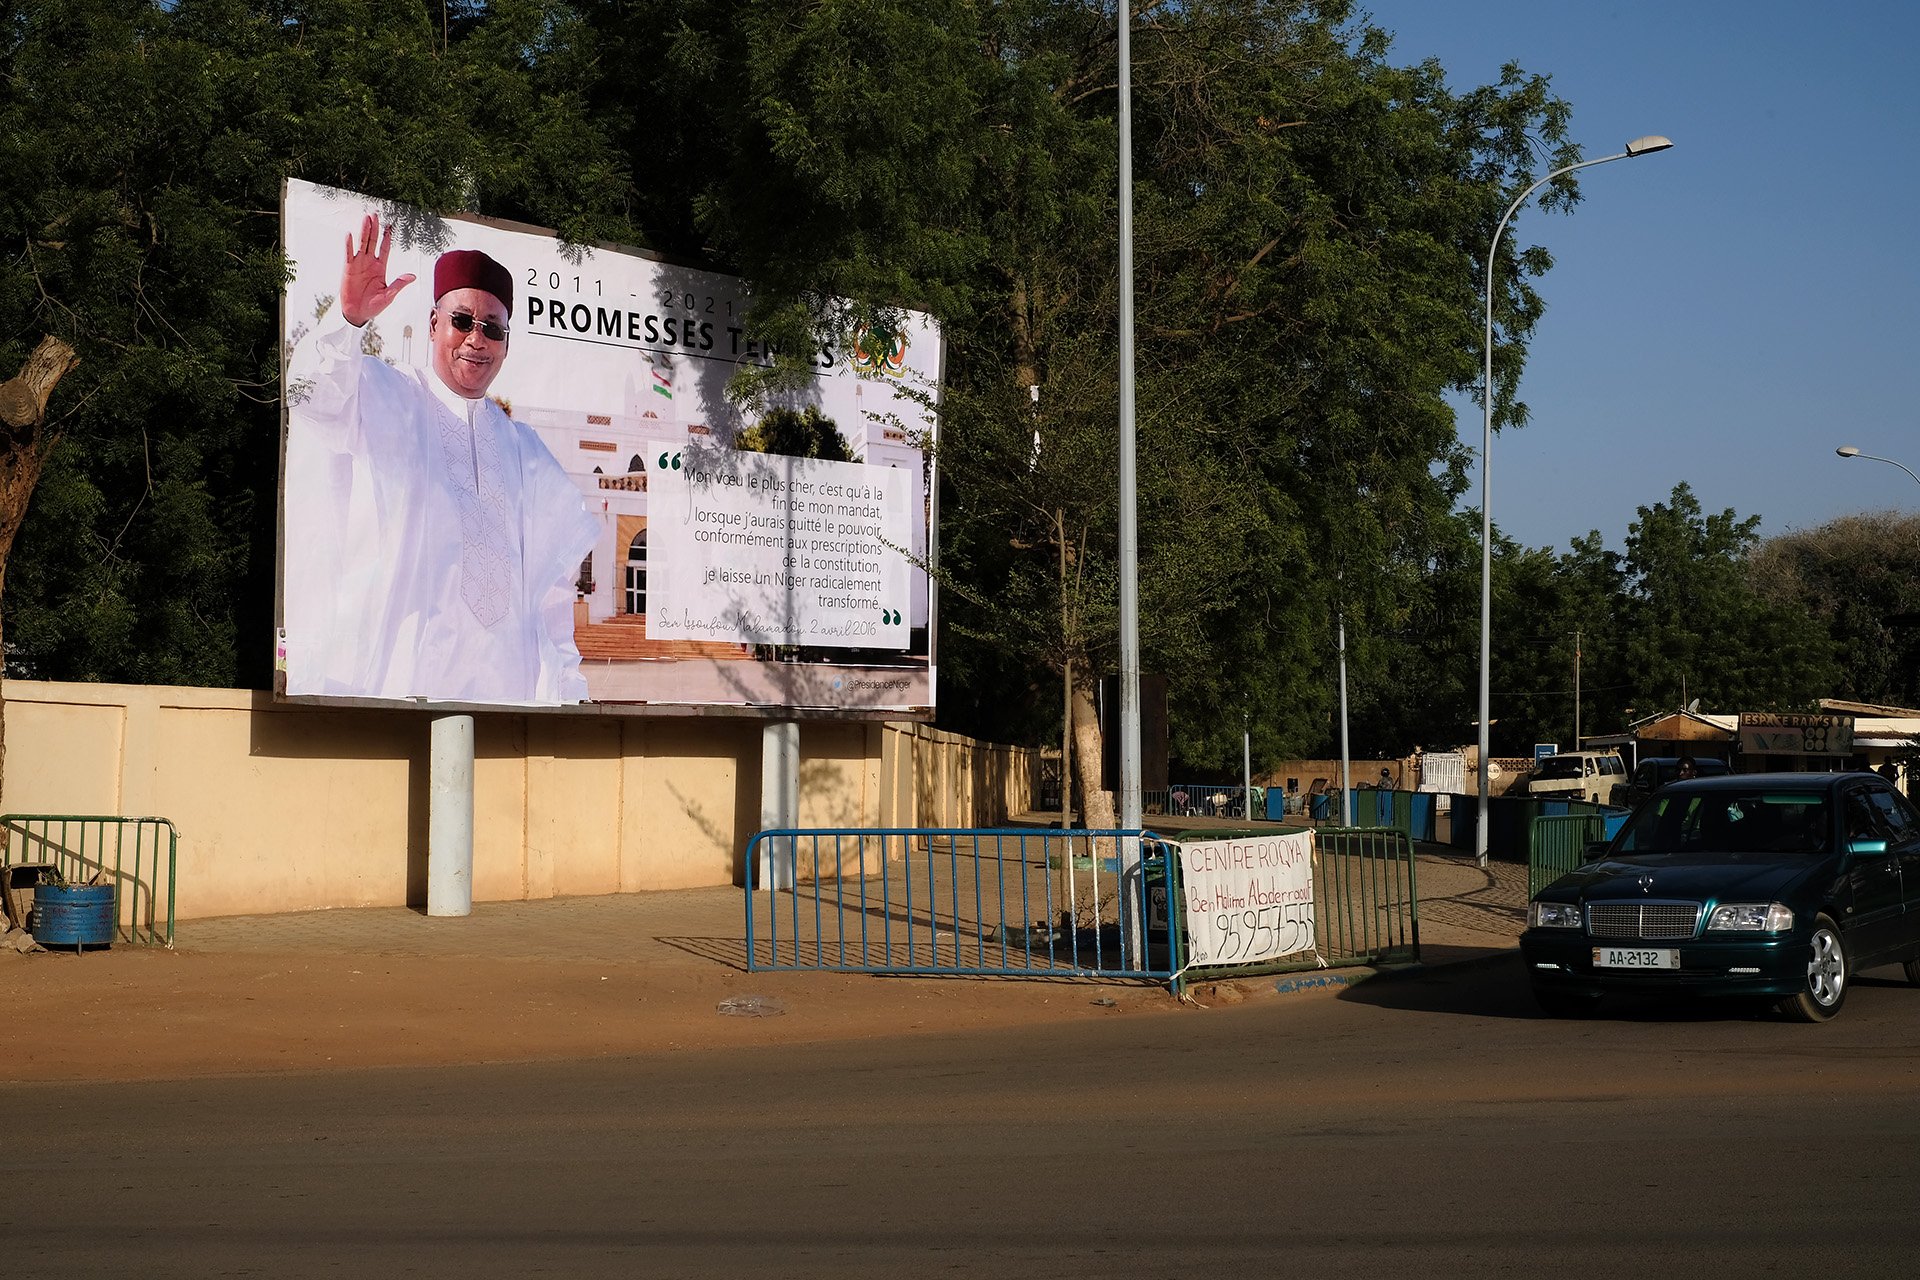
{"left": 33, "top": 883, "right": 115, "bottom": 950}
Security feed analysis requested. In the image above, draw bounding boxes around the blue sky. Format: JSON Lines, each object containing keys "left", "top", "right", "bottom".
{"left": 1361, "top": 0, "right": 1920, "bottom": 552}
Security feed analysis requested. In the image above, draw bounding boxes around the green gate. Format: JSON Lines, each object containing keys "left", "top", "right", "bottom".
{"left": 1528, "top": 813, "right": 1610, "bottom": 898}
{"left": 0, "top": 815, "right": 177, "bottom": 946}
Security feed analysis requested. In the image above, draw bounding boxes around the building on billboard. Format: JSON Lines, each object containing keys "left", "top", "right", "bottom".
{"left": 516, "top": 351, "right": 929, "bottom": 665}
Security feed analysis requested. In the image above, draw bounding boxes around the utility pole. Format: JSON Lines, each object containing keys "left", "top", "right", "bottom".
{"left": 1242, "top": 709, "right": 1253, "bottom": 822}
{"left": 1573, "top": 628, "right": 1582, "bottom": 749}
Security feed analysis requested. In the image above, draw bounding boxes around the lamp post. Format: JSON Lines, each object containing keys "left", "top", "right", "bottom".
{"left": 1477, "top": 135, "right": 1672, "bottom": 868}
{"left": 1836, "top": 445, "right": 1920, "bottom": 489}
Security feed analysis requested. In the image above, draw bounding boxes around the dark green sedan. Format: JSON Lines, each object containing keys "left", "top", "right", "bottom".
{"left": 1522, "top": 771, "right": 1920, "bottom": 1021}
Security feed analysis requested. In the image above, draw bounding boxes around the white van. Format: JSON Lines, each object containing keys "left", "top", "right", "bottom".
{"left": 1524, "top": 750, "right": 1627, "bottom": 804}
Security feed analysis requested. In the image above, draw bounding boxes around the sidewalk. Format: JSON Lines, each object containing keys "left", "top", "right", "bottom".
{"left": 0, "top": 830, "right": 1527, "bottom": 1084}
{"left": 166, "top": 830, "right": 1527, "bottom": 962}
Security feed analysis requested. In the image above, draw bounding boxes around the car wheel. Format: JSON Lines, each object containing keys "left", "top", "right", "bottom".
{"left": 1779, "top": 914, "right": 1848, "bottom": 1023}
{"left": 1533, "top": 988, "right": 1602, "bottom": 1019}
{"left": 1904, "top": 957, "right": 1920, "bottom": 986}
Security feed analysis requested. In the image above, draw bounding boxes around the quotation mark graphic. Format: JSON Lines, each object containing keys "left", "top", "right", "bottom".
{"left": 656, "top": 451, "right": 682, "bottom": 470}
{"left": 880, "top": 608, "right": 902, "bottom": 625}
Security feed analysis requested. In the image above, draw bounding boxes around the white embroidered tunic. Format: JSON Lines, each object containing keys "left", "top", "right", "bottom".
{"left": 283, "top": 320, "right": 597, "bottom": 704}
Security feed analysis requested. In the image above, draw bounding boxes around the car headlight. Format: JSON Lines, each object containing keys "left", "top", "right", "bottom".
{"left": 1528, "top": 901, "right": 1584, "bottom": 929}
{"left": 1706, "top": 902, "right": 1794, "bottom": 933}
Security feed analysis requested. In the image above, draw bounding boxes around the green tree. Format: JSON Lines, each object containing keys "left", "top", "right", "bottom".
{"left": 577, "top": 0, "right": 1609, "bottom": 802}
{"left": 1748, "top": 510, "right": 1920, "bottom": 710}
{"left": 1468, "top": 528, "right": 1632, "bottom": 757}
{"left": 6, "top": 0, "right": 1604, "bottom": 810}
{"left": 0, "top": 0, "right": 632, "bottom": 767}
{"left": 1620, "top": 483, "right": 1835, "bottom": 715}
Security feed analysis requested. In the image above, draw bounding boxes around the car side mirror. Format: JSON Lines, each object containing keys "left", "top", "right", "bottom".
{"left": 1848, "top": 837, "right": 1890, "bottom": 856}
{"left": 1582, "top": 840, "right": 1610, "bottom": 862}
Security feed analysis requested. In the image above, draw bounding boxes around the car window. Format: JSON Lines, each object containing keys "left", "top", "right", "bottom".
{"left": 1534, "top": 758, "right": 1584, "bottom": 781}
{"left": 1873, "top": 790, "right": 1920, "bottom": 840}
{"left": 1864, "top": 787, "right": 1917, "bottom": 843}
{"left": 1844, "top": 789, "right": 1886, "bottom": 842}
{"left": 1615, "top": 790, "right": 1830, "bottom": 856}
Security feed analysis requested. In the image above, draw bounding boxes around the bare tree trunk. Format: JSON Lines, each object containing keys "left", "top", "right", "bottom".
{"left": 1070, "top": 682, "right": 1116, "bottom": 831}
{"left": 1063, "top": 680, "right": 1118, "bottom": 928}
{"left": 0, "top": 336, "right": 83, "bottom": 796}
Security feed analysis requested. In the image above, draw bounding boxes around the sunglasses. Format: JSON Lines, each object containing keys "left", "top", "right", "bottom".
{"left": 440, "top": 309, "right": 508, "bottom": 342}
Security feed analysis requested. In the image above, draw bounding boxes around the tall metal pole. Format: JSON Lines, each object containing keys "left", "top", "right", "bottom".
{"left": 1338, "top": 605, "right": 1352, "bottom": 826}
{"left": 1478, "top": 137, "right": 1670, "bottom": 868}
{"left": 1117, "top": 5, "right": 1141, "bottom": 838}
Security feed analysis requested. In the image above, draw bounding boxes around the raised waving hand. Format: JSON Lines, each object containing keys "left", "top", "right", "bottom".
{"left": 339, "top": 213, "right": 417, "bottom": 327}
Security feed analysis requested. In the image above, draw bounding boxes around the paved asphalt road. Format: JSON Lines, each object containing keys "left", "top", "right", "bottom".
{"left": 10, "top": 955, "right": 1920, "bottom": 1279}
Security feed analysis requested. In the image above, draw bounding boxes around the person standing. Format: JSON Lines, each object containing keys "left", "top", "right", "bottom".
{"left": 284, "top": 214, "right": 597, "bottom": 703}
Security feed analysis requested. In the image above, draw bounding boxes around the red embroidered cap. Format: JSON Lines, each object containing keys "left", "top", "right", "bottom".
{"left": 433, "top": 249, "right": 513, "bottom": 312}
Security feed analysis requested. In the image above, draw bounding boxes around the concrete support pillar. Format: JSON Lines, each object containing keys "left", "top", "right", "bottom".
{"left": 428, "top": 714, "right": 475, "bottom": 917}
{"left": 758, "top": 721, "right": 799, "bottom": 890}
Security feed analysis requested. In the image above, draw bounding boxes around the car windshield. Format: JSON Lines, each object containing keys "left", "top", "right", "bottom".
{"left": 1614, "top": 791, "right": 1830, "bottom": 857}
{"left": 1534, "top": 758, "right": 1585, "bottom": 781}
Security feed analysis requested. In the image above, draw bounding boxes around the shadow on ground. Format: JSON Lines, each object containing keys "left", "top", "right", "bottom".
{"left": 1336, "top": 952, "right": 1915, "bottom": 1024}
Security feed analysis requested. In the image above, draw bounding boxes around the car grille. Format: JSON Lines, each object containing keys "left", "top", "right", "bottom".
{"left": 1586, "top": 902, "right": 1701, "bottom": 941}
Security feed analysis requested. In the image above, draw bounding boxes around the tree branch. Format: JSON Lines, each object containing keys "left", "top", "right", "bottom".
{"left": 0, "top": 335, "right": 81, "bottom": 434}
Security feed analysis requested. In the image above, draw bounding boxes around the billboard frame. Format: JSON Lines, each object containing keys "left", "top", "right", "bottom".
{"left": 273, "top": 180, "right": 940, "bottom": 723}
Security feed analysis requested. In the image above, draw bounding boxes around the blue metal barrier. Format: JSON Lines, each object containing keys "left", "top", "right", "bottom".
{"left": 745, "top": 823, "right": 1425, "bottom": 988}
{"left": 745, "top": 828, "right": 1181, "bottom": 981}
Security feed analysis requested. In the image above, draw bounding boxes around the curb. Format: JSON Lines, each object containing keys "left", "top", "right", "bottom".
{"left": 1357, "top": 947, "right": 1519, "bottom": 983}
{"left": 1183, "top": 946, "right": 1520, "bottom": 1006}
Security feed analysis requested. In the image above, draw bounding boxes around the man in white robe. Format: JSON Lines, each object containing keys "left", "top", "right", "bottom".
{"left": 284, "top": 215, "right": 597, "bottom": 704}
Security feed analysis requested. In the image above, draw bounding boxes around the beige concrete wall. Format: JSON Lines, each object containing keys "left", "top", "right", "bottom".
{"left": 0, "top": 680, "right": 1041, "bottom": 919}
{"left": 881, "top": 721, "right": 1037, "bottom": 828}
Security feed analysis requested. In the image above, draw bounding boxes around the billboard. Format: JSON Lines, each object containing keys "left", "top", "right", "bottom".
{"left": 276, "top": 179, "right": 938, "bottom": 717}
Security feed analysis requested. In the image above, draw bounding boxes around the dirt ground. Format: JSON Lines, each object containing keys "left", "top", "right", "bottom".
{"left": 0, "top": 943, "right": 1233, "bottom": 1084}
{"left": 0, "top": 843, "right": 1519, "bottom": 1085}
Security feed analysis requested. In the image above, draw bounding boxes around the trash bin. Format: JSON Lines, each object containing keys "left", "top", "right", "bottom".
{"left": 1142, "top": 848, "right": 1181, "bottom": 970}
{"left": 33, "top": 883, "right": 115, "bottom": 949}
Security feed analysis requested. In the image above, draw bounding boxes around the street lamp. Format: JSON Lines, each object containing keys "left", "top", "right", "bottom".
{"left": 1477, "top": 135, "right": 1673, "bottom": 868}
{"left": 1836, "top": 445, "right": 1920, "bottom": 489}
